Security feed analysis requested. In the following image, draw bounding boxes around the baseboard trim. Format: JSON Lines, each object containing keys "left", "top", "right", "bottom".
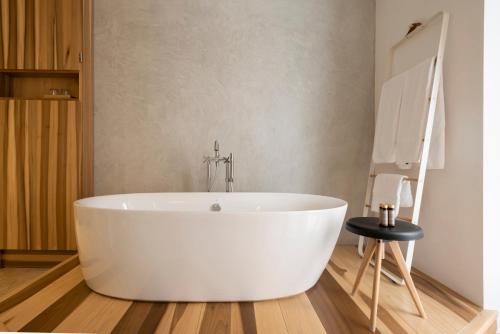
{"left": 0, "top": 250, "right": 77, "bottom": 268}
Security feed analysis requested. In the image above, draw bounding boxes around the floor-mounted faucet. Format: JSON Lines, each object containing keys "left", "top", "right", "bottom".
{"left": 203, "top": 141, "right": 234, "bottom": 192}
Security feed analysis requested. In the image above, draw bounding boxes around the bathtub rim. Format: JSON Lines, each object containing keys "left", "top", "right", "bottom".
{"left": 74, "top": 192, "right": 348, "bottom": 215}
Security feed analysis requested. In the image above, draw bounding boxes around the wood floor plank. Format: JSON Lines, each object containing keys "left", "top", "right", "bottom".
{"left": 229, "top": 303, "right": 244, "bottom": 334}
{"left": 238, "top": 302, "right": 257, "bottom": 334}
{"left": 458, "top": 310, "right": 498, "bottom": 334}
{"left": 154, "top": 303, "right": 176, "bottom": 334}
{"left": 0, "top": 267, "right": 47, "bottom": 300}
{"left": 168, "top": 302, "right": 205, "bottom": 334}
{"left": 0, "top": 247, "right": 487, "bottom": 334}
{"left": 329, "top": 259, "right": 347, "bottom": 276}
{"left": 307, "top": 281, "right": 358, "bottom": 333}
{"left": 330, "top": 246, "right": 429, "bottom": 333}
{"left": 199, "top": 302, "right": 231, "bottom": 334}
{"left": 331, "top": 245, "right": 467, "bottom": 333}
{"left": 358, "top": 290, "right": 411, "bottom": 334}
{"left": 279, "top": 293, "right": 326, "bottom": 334}
{"left": 317, "top": 270, "right": 378, "bottom": 333}
{"left": 111, "top": 301, "right": 168, "bottom": 334}
{"left": 0, "top": 321, "right": 9, "bottom": 331}
{"left": 20, "top": 281, "right": 91, "bottom": 332}
{"left": 55, "top": 291, "right": 132, "bottom": 333}
{"left": 0, "top": 254, "right": 79, "bottom": 313}
{"left": 254, "top": 299, "right": 288, "bottom": 334}
{"left": 0, "top": 266, "right": 83, "bottom": 331}
{"left": 382, "top": 259, "right": 479, "bottom": 321}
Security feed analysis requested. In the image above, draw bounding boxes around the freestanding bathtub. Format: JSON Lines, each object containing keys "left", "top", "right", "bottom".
{"left": 74, "top": 192, "right": 347, "bottom": 301}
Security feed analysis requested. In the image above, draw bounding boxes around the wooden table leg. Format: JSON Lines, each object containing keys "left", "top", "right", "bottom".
{"left": 352, "top": 238, "right": 377, "bottom": 296}
{"left": 370, "top": 240, "right": 383, "bottom": 332}
{"left": 388, "top": 241, "right": 427, "bottom": 318}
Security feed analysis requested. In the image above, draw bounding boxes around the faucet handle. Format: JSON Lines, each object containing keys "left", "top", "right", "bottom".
{"left": 214, "top": 140, "right": 219, "bottom": 154}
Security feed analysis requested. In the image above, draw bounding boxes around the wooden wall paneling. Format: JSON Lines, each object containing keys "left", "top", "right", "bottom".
{"left": 0, "top": 100, "right": 8, "bottom": 248}
{"left": 46, "top": 100, "right": 58, "bottom": 249}
{"left": 0, "top": 2, "right": 5, "bottom": 67}
{"left": 81, "top": 0, "right": 92, "bottom": 196}
{"left": 38, "top": 100, "right": 50, "bottom": 249}
{"left": 0, "top": 0, "right": 36, "bottom": 69}
{"left": 22, "top": 99, "right": 29, "bottom": 247}
{"left": 3, "top": 99, "right": 28, "bottom": 249}
{"left": 0, "top": 99, "right": 80, "bottom": 250}
{"left": 26, "top": 100, "right": 41, "bottom": 249}
{"left": 23, "top": 0, "right": 35, "bottom": 68}
{"left": 1, "top": 0, "right": 17, "bottom": 68}
{"left": 0, "top": 0, "right": 82, "bottom": 70}
{"left": 34, "top": 0, "right": 55, "bottom": 69}
{"left": 55, "top": 0, "right": 81, "bottom": 70}
{"left": 16, "top": 0, "right": 24, "bottom": 68}
{"left": 65, "top": 101, "right": 78, "bottom": 249}
{"left": 54, "top": 100, "right": 67, "bottom": 250}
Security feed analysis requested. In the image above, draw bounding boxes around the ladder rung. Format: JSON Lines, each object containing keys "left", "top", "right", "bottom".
{"left": 369, "top": 174, "right": 418, "bottom": 182}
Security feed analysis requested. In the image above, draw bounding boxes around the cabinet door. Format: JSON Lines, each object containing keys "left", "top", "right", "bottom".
{"left": 0, "top": 99, "right": 81, "bottom": 250}
{"left": 0, "top": 0, "right": 82, "bottom": 70}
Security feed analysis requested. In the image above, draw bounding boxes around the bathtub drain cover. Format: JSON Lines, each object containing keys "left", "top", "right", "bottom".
{"left": 210, "top": 203, "right": 222, "bottom": 212}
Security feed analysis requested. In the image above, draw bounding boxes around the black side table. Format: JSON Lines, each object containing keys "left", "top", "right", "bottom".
{"left": 346, "top": 217, "right": 426, "bottom": 332}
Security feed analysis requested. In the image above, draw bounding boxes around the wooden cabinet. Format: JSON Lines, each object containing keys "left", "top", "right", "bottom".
{"left": 0, "top": 0, "right": 91, "bottom": 251}
{"left": 0, "top": 99, "right": 81, "bottom": 250}
{"left": 0, "top": 0, "right": 82, "bottom": 70}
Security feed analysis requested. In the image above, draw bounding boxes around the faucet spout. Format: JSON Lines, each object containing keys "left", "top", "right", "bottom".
{"left": 203, "top": 140, "right": 234, "bottom": 192}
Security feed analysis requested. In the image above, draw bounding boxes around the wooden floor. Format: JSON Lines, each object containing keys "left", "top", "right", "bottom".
{"left": 0, "top": 245, "right": 494, "bottom": 333}
{"left": 0, "top": 268, "right": 47, "bottom": 299}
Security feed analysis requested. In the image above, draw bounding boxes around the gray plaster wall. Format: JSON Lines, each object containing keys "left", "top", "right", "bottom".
{"left": 94, "top": 0, "right": 375, "bottom": 243}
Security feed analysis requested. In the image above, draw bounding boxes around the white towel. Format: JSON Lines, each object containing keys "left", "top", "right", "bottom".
{"left": 372, "top": 72, "right": 405, "bottom": 163}
{"left": 396, "top": 57, "right": 435, "bottom": 165}
{"left": 397, "top": 67, "right": 446, "bottom": 169}
{"left": 372, "top": 57, "right": 446, "bottom": 170}
{"left": 371, "top": 174, "right": 413, "bottom": 216}
{"left": 400, "top": 180, "right": 414, "bottom": 207}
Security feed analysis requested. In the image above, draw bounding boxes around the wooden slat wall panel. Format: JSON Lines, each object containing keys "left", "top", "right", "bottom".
{"left": 0, "top": 0, "right": 81, "bottom": 70}
{"left": 0, "top": 100, "right": 9, "bottom": 247}
{"left": 0, "top": 99, "right": 81, "bottom": 250}
{"left": 6, "top": 99, "right": 28, "bottom": 249}
{"left": 55, "top": 0, "right": 81, "bottom": 70}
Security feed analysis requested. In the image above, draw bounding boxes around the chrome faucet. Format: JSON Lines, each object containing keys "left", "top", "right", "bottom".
{"left": 203, "top": 140, "right": 234, "bottom": 192}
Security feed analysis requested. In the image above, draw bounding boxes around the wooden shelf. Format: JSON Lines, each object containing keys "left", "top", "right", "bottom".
{"left": 0, "top": 69, "right": 79, "bottom": 76}
{"left": 0, "top": 97, "right": 79, "bottom": 101}
{"left": 0, "top": 71, "right": 79, "bottom": 99}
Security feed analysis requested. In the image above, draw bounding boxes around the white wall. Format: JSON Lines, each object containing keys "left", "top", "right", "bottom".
{"left": 94, "top": 0, "right": 375, "bottom": 243}
{"left": 483, "top": 0, "right": 500, "bottom": 325}
{"left": 375, "top": 0, "right": 484, "bottom": 304}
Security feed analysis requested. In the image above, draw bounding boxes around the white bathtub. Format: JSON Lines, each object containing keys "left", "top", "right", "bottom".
{"left": 74, "top": 192, "right": 347, "bottom": 302}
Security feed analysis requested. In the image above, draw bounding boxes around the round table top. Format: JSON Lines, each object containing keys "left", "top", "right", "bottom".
{"left": 346, "top": 217, "right": 424, "bottom": 241}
